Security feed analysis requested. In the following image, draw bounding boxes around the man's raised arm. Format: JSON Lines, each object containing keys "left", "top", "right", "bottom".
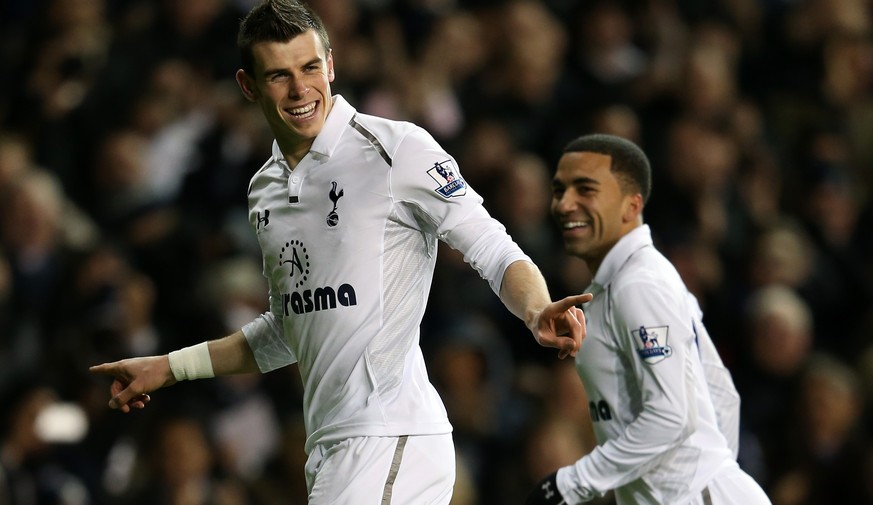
{"left": 89, "top": 330, "right": 258, "bottom": 413}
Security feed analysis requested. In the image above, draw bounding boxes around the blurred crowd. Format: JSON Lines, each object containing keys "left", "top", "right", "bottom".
{"left": 1, "top": 0, "right": 872, "bottom": 504}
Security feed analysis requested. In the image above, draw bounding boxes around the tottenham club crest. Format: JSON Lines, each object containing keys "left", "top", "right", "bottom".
{"left": 632, "top": 325, "right": 672, "bottom": 364}
{"left": 428, "top": 160, "right": 466, "bottom": 198}
{"left": 326, "top": 181, "right": 344, "bottom": 227}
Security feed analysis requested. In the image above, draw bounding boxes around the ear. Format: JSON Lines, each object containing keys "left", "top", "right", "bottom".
{"left": 622, "top": 193, "right": 644, "bottom": 224}
{"left": 326, "top": 49, "right": 335, "bottom": 83}
{"left": 236, "top": 69, "right": 258, "bottom": 102}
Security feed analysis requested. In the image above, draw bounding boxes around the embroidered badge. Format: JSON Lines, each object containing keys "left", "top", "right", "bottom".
{"left": 427, "top": 160, "right": 466, "bottom": 198}
{"left": 327, "top": 181, "right": 344, "bottom": 227}
{"left": 256, "top": 209, "right": 270, "bottom": 229}
{"left": 632, "top": 325, "right": 672, "bottom": 364}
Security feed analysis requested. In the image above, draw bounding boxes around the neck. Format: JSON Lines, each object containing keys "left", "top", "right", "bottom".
{"left": 278, "top": 139, "right": 313, "bottom": 169}
{"left": 277, "top": 96, "right": 335, "bottom": 169}
{"left": 586, "top": 257, "right": 604, "bottom": 278}
{"left": 584, "top": 223, "right": 642, "bottom": 277}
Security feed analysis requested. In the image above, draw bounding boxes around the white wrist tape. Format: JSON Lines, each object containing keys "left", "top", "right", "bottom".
{"left": 168, "top": 342, "right": 214, "bottom": 381}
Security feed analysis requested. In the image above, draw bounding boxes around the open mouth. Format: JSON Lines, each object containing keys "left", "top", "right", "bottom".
{"left": 285, "top": 101, "right": 317, "bottom": 120}
{"left": 562, "top": 221, "right": 590, "bottom": 232}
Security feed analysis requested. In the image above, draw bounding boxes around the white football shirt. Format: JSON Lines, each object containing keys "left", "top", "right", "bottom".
{"left": 557, "top": 225, "right": 742, "bottom": 504}
{"left": 240, "top": 95, "right": 531, "bottom": 454}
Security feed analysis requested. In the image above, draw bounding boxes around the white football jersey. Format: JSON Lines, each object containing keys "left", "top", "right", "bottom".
{"left": 240, "top": 96, "right": 531, "bottom": 454}
{"left": 558, "top": 225, "right": 741, "bottom": 504}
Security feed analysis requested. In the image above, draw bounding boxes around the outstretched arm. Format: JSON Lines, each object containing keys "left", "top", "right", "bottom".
{"left": 89, "top": 330, "right": 258, "bottom": 413}
{"left": 499, "top": 260, "right": 592, "bottom": 359}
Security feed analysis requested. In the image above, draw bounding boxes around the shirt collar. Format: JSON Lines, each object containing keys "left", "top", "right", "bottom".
{"left": 270, "top": 94, "right": 356, "bottom": 164}
{"left": 589, "top": 224, "right": 653, "bottom": 291}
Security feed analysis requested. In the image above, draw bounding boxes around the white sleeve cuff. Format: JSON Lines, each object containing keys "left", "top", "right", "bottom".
{"left": 242, "top": 312, "right": 297, "bottom": 372}
{"left": 557, "top": 465, "right": 599, "bottom": 504}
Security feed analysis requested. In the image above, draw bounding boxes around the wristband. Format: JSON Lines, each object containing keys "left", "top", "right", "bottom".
{"left": 168, "top": 342, "right": 214, "bottom": 381}
{"left": 526, "top": 471, "right": 567, "bottom": 505}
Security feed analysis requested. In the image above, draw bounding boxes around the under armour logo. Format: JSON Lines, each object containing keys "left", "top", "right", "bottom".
{"left": 257, "top": 210, "right": 270, "bottom": 229}
{"left": 541, "top": 480, "right": 555, "bottom": 499}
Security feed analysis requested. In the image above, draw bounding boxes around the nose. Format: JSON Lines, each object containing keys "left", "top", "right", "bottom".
{"left": 552, "top": 190, "right": 576, "bottom": 216}
{"left": 289, "top": 77, "right": 308, "bottom": 99}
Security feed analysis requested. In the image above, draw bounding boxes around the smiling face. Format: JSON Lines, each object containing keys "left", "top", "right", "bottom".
{"left": 235, "top": 29, "right": 335, "bottom": 165}
{"left": 550, "top": 151, "right": 643, "bottom": 273}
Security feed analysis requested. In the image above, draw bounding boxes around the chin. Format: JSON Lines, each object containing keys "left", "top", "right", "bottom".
{"left": 563, "top": 244, "right": 586, "bottom": 258}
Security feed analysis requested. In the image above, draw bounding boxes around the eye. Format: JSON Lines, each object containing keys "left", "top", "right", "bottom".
{"left": 268, "top": 73, "right": 291, "bottom": 84}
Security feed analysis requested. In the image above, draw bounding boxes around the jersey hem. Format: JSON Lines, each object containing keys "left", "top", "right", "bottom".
{"left": 304, "top": 421, "right": 454, "bottom": 454}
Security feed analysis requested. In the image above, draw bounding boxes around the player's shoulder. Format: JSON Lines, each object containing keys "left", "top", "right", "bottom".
{"left": 610, "top": 246, "right": 685, "bottom": 300}
{"left": 247, "top": 156, "right": 283, "bottom": 197}
{"left": 348, "top": 112, "right": 438, "bottom": 157}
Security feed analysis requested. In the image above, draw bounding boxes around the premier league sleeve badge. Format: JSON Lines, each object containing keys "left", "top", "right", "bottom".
{"left": 428, "top": 160, "right": 467, "bottom": 198}
{"left": 632, "top": 325, "right": 672, "bottom": 364}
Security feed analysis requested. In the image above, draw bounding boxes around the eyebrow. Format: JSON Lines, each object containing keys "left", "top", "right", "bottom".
{"left": 553, "top": 176, "right": 600, "bottom": 187}
{"left": 262, "top": 58, "right": 323, "bottom": 78}
{"left": 261, "top": 68, "right": 288, "bottom": 79}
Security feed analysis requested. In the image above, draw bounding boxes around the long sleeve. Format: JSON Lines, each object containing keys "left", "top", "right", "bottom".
{"left": 693, "top": 317, "right": 740, "bottom": 458}
{"left": 388, "top": 128, "right": 530, "bottom": 295}
{"left": 563, "top": 280, "right": 698, "bottom": 500}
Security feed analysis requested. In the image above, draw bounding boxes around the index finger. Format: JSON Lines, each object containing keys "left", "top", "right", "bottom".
{"left": 550, "top": 293, "right": 593, "bottom": 313}
{"left": 89, "top": 362, "right": 121, "bottom": 376}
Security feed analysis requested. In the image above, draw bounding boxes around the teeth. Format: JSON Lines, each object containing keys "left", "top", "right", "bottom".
{"left": 288, "top": 103, "right": 316, "bottom": 115}
{"left": 563, "top": 221, "right": 588, "bottom": 229}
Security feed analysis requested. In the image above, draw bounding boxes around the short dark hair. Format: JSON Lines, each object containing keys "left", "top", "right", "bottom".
{"left": 563, "top": 134, "right": 652, "bottom": 204}
{"left": 237, "top": 0, "right": 331, "bottom": 75}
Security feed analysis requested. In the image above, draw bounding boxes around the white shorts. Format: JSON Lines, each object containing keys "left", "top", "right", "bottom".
{"left": 686, "top": 465, "right": 772, "bottom": 505}
{"left": 304, "top": 433, "right": 455, "bottom": 505}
